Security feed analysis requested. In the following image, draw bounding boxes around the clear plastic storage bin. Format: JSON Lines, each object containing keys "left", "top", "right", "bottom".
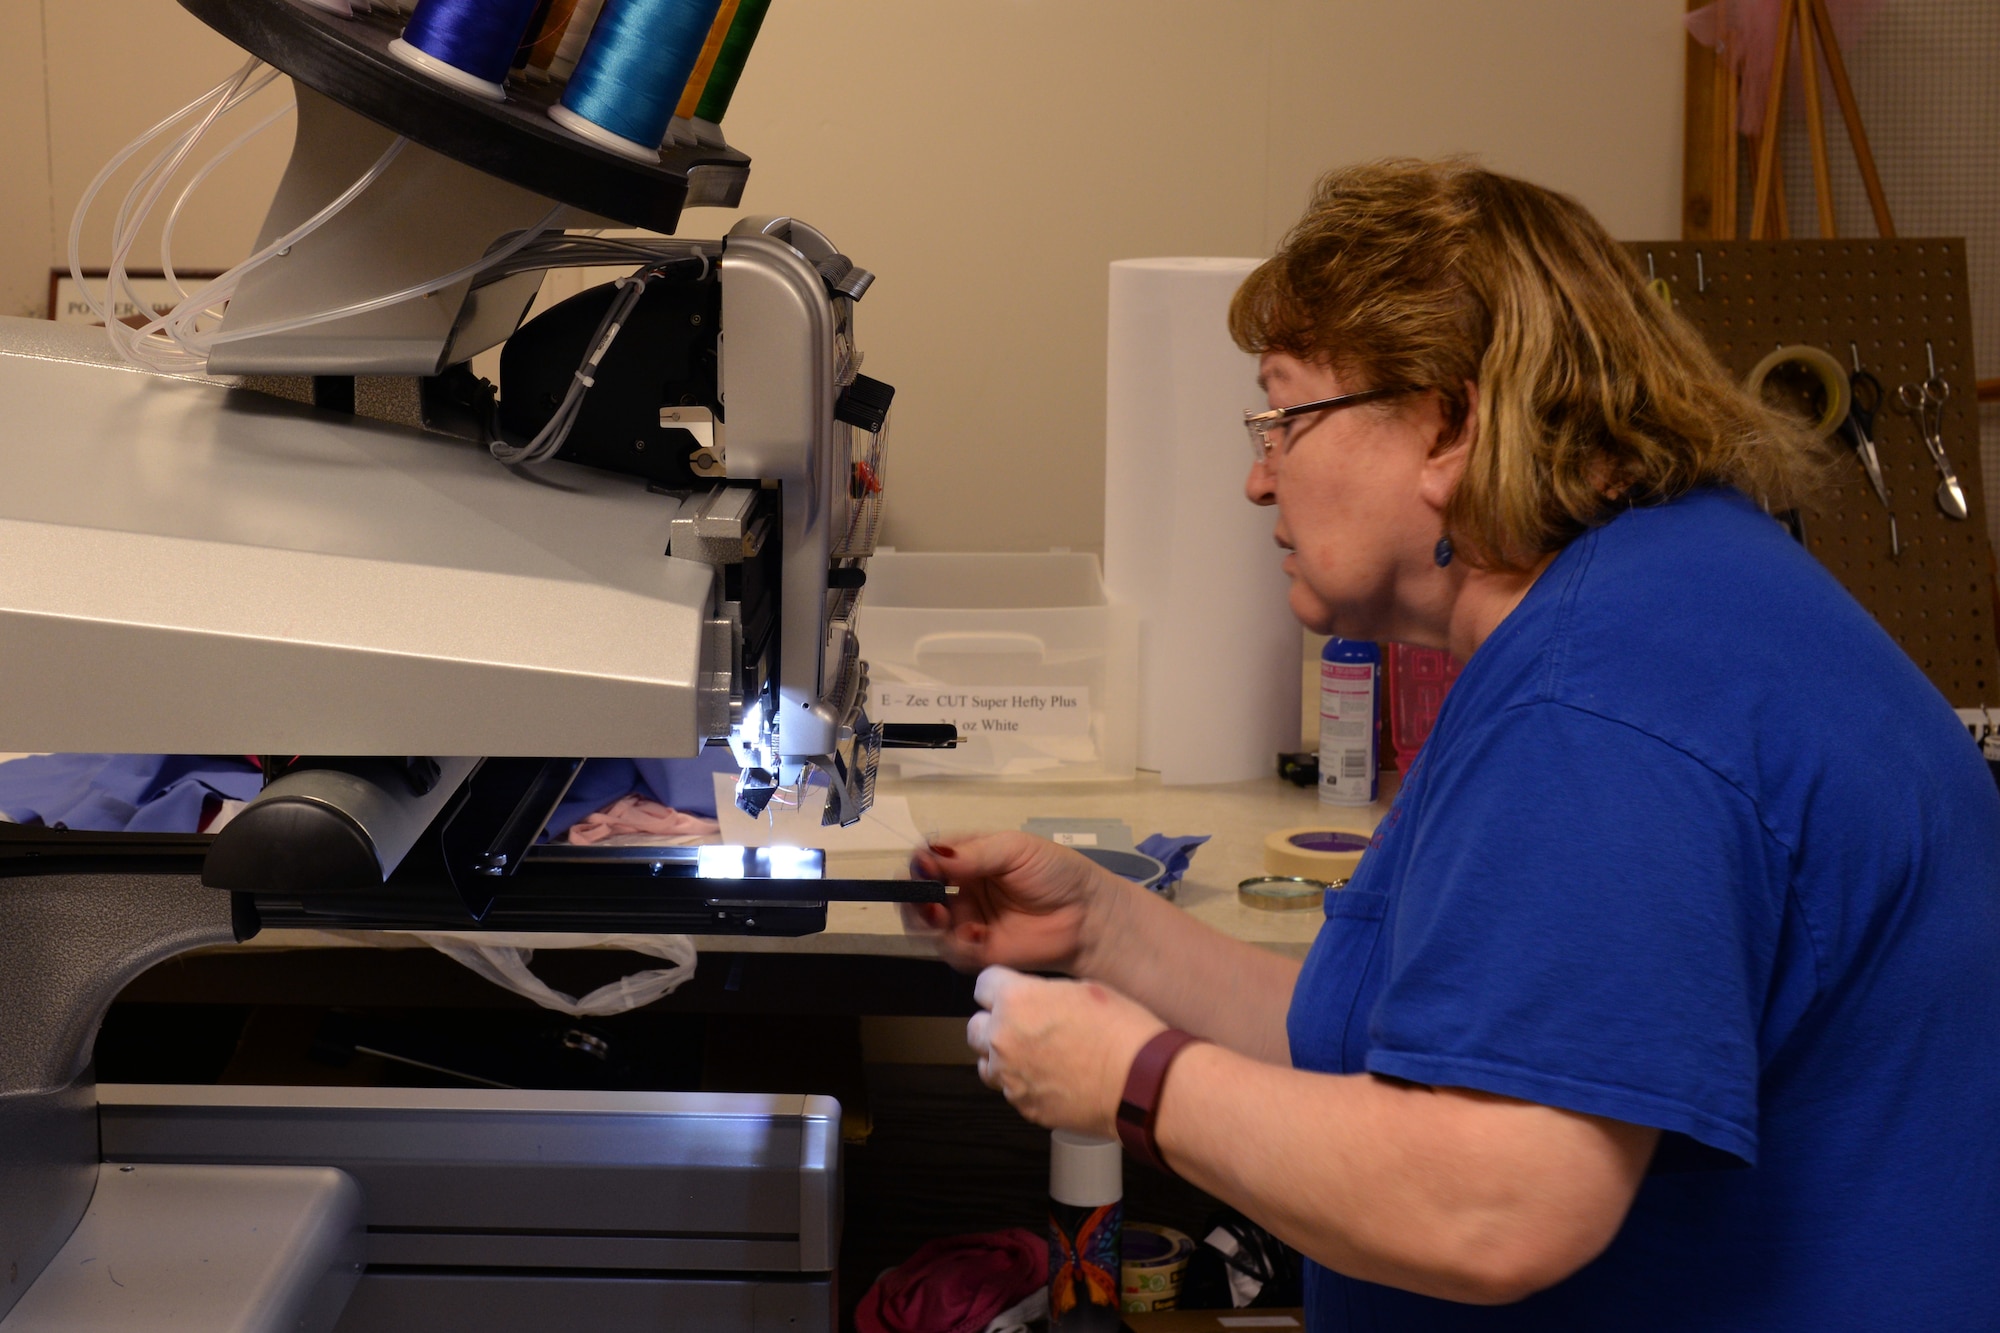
{"left": 856, "top": 552, "right": 1137, "bottom": 781}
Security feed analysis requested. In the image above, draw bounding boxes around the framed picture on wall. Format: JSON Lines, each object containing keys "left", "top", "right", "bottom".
{"left": 48, "top": 269, "right": 225, "bottom": 329}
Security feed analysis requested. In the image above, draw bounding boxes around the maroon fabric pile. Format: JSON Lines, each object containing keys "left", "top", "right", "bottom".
{"left": 855, "top": 1227, "right": 1048, "bottom": 1333}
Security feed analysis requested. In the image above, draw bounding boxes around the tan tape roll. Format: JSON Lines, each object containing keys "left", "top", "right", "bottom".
{"left": 1122, "top": 1223, "right": 1195, "bottom": 1314}
{"left": 1265, "top": 827, "right": 1369, "bottom": 880}
{"left": 1746, "top": 344, "right": 1852, "bottom": 439}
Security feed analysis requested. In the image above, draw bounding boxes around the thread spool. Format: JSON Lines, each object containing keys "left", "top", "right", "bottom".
{"left": 1264, "top": 827, "right": 1368, "bottom": 881}
{"left": 547, "top": 0, "right": 607, "bottom": 81}
{"left": 688, "top": 0, "right": 770, "bottom": 145}
{"left": 391, "top": 0, "right": 546, "bottom": 101}
{"left": 665, "top": 0, "right": 740, "bottom": 145}
{"left": 1120, "top": 1223, "right": 1195, "bottom": 1314}
{"left": 511, "top": 0, "right": 558, "bottom": 70}
{"left": 552, "top": 0, "right": 724, "bottom": 162}
{"left": 523, "top": 0, "right": 583, "bottom": 80}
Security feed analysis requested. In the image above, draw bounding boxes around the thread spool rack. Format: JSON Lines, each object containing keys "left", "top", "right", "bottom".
{"left": 180, "top": 0, "right": 750, "bottom": 232}
{"left": 1631, "top": 239, "right": 1998, "bottom": 706}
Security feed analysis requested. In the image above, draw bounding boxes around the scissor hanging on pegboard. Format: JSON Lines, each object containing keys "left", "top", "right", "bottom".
{"left": 1631, "top": 238, "right": 1999, "bottom": 709}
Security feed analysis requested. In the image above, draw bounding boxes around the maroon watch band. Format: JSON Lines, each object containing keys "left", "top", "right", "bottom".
{"left": 1116, "top": 1028, "right": 1203, "bottom": 1174}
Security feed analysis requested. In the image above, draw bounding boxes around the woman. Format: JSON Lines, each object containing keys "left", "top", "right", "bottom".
{"left": 907, "top": 161, "right": 2000, "bottom": 1328}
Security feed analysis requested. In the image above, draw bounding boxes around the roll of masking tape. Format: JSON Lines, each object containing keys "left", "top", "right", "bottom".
{"left": 1746, "top": 344, "right": 1851, "bottom": 439}
{"left": 1121, "top": 1223, "right": 1196, "bottom": 1314}
{"left": 1265, "top": 827, "right": 1369, "bottom": 881}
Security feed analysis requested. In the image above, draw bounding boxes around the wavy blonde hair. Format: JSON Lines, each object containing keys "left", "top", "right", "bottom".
{"left": 1230, "top": 159, "right": 1825, "bottom": 569}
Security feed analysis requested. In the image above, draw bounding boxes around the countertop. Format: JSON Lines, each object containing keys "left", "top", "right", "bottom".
{"left": 237, "top": 770, "right": 1391, "bottom": 961}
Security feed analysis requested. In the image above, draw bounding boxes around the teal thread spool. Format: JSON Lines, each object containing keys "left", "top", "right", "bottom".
{"left": 551, "top": 0, "right": 723, "bottom": 161}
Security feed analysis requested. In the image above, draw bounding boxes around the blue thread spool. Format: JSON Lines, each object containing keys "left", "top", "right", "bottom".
{"left": 551, "top": 0, "right": 723, "bottom": 162}
{"left": 390, "top": 0, "right": 545, "bottom": 102}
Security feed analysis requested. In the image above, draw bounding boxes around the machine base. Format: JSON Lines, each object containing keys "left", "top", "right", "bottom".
{"left": 0, "top": 1163, "right": 363, "bottom": 1333}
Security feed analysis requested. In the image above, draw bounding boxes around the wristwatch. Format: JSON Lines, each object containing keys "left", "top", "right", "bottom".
{"left": 1116, "top": 1028, "right": 1203, "bottom": 1174}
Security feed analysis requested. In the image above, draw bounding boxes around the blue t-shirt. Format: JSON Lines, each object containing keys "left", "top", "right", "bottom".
{"left": 1287, "top": 488, "right": 2000, "bottom": 1329}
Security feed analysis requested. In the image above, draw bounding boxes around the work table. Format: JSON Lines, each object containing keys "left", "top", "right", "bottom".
{"left": 237, "top": 771, "right": 1389, "bottom": 962}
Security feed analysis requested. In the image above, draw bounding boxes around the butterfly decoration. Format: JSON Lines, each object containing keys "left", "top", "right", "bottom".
{"left": 1049, "top": 1202, "right": 1120, "bottom": 1317}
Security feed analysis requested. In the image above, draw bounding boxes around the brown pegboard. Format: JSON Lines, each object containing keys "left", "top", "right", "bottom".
{"left": 1628, "top": 238, "right": 1999, "bottom": 707}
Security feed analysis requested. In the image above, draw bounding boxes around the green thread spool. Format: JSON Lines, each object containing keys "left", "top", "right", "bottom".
{"left": 692, "top": 0, "right": 770, "bottom": 126}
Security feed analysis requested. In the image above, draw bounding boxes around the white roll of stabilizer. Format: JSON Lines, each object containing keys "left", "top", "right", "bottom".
{"left": 1104, "top": 258, "right": 1301, "bottom": 784}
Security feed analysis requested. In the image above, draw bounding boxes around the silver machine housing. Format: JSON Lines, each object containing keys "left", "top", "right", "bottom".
{"left": 0, "top": 210, "right": 877, "bottom": 790}
{"left": 0, "top": 6, "right": 909, "bottom": 1326}
{"left": 0, "top": 238, "right": 877, "bottom": 1324}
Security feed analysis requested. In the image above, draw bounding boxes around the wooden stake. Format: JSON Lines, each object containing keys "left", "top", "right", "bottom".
{"left": 1720, "top": 47, "right": 1739, "bottom": 238}
{"left": 1807, "top": 0, "right": 1895, "bottom": 237}
{"left": 1771, "top": 138, "right": 1791, "bottom": 239}
{"left": 1748, "top": 0, "right": 1795, "bottom": 239}
{"left": 1796, "top": 0, "right": 1838, "bottom": 236}
{"left": 1682, "top": 4, "right": 1729, "bottom": 239}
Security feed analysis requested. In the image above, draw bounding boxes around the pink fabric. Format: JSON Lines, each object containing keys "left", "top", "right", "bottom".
{"left": 1684, "top": 0, "right": 1884, "bottom": 136}
{"left": 563, "top": 794, "right": 720, "bottom": 845}
{"left": 855, "top": 1228, "right": 1048, "bottom": 1333}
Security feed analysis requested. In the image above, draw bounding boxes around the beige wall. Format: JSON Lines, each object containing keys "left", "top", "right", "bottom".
{"left": 0, "top": 1, "right": 51, "bottom": 322}
{"left": 0, "top": 0, "right": 1686, "bottom": 553}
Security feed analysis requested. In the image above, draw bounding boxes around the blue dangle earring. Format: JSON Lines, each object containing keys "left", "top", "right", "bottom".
{"left": 1433, "top": 536, "right": 1454, "bottom": 568}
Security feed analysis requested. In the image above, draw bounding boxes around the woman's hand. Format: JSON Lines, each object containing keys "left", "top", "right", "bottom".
{"left": 905, "top": 831, "right": 1130, "bottom": 975}
{"left": 965, "top": 965, "right": 1166, "bottom": 1138}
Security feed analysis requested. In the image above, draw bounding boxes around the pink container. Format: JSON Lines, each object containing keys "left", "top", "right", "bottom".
{"left": 1386, "top": 644, "right": 1464, "bottom": 770}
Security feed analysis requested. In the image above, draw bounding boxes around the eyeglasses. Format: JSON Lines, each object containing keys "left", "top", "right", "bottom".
{"left": 1242, "top": 386, "right": 1424, "bottom": 465}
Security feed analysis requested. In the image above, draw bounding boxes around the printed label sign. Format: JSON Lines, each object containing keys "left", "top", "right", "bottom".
{"left": 870, "top": 684, "right": 1091, "bottom": 738}
{"left": 49, "top": 273, "right": 221, "bottom": 326}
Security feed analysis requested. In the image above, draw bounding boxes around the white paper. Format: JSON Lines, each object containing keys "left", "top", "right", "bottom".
{"left": 1104, "top": 258, "right": 1303, "bottom": 784}
{"left": 711, "top": 772, "right": 923, "bottom": 853}
{"left": 870, "top": 683, "right": 1091, "bottom": 738}
{"left": 1205, "top": 1224, "right": 1270, "bottom": 1310}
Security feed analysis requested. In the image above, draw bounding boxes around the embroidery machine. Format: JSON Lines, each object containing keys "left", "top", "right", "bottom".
{"left": 0, "top": 2, "right": 950, "bottom": 1327}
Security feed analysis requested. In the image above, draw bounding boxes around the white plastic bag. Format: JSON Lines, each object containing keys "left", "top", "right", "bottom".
{"left": 412, "top": 932, "right": 697, "bottom": 1017}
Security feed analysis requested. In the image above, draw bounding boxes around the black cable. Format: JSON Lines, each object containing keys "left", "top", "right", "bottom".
{"left": 490, "top": 254, "right": 710, "bottom": 467}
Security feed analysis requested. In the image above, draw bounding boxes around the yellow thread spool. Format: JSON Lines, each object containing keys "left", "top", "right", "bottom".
{"left": 674, "top": 0, "right": 741, "bottom": 120}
